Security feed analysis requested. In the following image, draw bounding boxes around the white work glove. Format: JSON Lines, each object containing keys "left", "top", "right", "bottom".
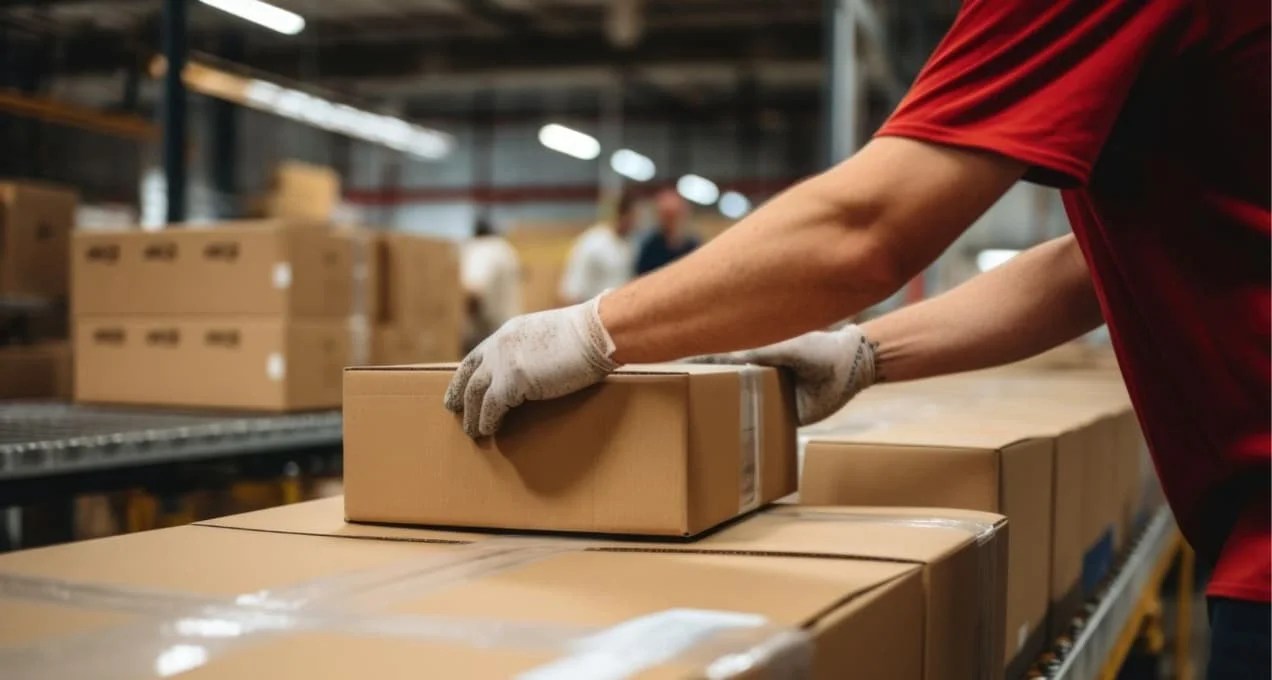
{"left": 444, "top": 295, "right": 619, "bottom": 438}
{"left": 696, "top": 326, "right": 878, "bottom": 426}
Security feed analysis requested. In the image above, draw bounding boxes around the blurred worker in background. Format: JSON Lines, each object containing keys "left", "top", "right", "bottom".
{"left": 559, "top": 190, "right": 638, "bottom": 305}
{"left": 447, "top": 3, "right": 1269, "bottom": 675}
{"left": 635, "top": 188, "right": 699, "bottom": 275}
{"left": 460, "top": 217, "right": 521, "bottom": 351}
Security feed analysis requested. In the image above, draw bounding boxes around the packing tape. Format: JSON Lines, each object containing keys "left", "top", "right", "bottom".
{"left": 0, "top": 537, "right": 812, "bottom": 679}
{"left": 768, "top": 507, "right": 1002, "bottom": 680}
{"left": 737, "top": 365, "right": 764, "bottom": 513}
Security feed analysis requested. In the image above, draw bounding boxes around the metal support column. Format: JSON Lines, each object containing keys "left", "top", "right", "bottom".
{"left": 209, "top": 32, "right": 242, "bottom": 219}
{"left": 161, "top": 0, "right": 188, "bottom": 223}
{"left": 825, "top": 0, "right": 859, "bottom": 166}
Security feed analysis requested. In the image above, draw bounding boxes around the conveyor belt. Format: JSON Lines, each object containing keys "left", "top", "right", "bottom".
{"left": 1040, "top": 506, "right": 1181, "bottom": 680}
{"left": 0, "top": 403, "right": 341, "bottom": 481}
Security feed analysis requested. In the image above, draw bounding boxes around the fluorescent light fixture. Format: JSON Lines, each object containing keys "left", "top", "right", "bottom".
{"left": 198, "top": 0, "right": 305, "bottom": 35}
{"left": 610, "top": 149, "right": 656, "bottom": 181}
{"left": 676, "top": 174, "right": 719, "bottom": 206}
{"left": 243, "top": 80, "right": 452, "bottom": 159}
{"left": 538, "top": 124, "right": 601, "bottom": 160}
{"left": 976, "top": 248, "right": 1021, "bottom": 272}
{"left": 718, "top": 191, "right": 750, "bottom": 219}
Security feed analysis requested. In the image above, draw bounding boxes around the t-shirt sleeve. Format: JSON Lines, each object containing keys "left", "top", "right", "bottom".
{"left": 877, "top": 0, "right": 1193, "bottom": 187}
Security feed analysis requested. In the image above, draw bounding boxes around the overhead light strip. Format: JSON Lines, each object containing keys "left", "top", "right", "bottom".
{"left": 197, "top": 0, "right": 306, "bottom": 35}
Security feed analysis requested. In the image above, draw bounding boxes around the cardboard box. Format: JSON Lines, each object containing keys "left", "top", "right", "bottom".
{"left": 71, "top": 221, "right": 373, "bottom": 318}
{"left": 74, "top": 317, "right": 360, "bottom": 410}
{"left": 0, "top": 342, "right": 72, "bottom": 399}
{"left": 0, "top": 517, "right": 917, "bottom": 678}
{"left": 371, "top": 324, "right": 460, "bottom": 364}
{"left": 0, "top": 181, "right": 77, "bottom": 299}
{"left": 262, "top": 161, "right": 341, "bottom": 221}
{"left": 374, "top": 232, "right": 461, "bottom": 327}
{"left": 0, "top": 497, "right": 1005, "bottom": 680}
{"left": 210, "top": 500, "right": 1007, "bottom": 680}
{"left": 801, "top": 416, "right": 1051, "bottom": 675}
{"left": 343, "top": 363, "right": 799, "bottom": 536}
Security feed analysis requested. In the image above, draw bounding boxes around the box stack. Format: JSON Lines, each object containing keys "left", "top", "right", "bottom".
{"left": 797, "top": 357, "right": 1155, "bottom": 677}
{"left": 253, "top": 160, "right": 342, "bottom": 222}
{"left": 370, "top": 232, "right": 463, "bottom": 364}
{"left": 70, "top": 219, "right": 372, "bottom": 410}
{"left": 0, "top": 181, "right": 77, "bottom": 399}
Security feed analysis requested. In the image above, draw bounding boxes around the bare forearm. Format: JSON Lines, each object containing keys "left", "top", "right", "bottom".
{"left": 862, "top": 234, "right": 1104, "bottom": 382}
{"left": 601, "top": 138, "right": 1024, "bottom": 363}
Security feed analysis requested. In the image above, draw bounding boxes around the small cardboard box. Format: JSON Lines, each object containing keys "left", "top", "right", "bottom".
{"left": 801, "top": 416, "right": 1050, "bottom": 675}
{"left": 343, "top": 363, "right": 799, "bottom": 536}
{"left": 71, "top": 221, "right": 373, "bottom": 319}
{"left": 262, "top": 160, "right": 341, "bottom": 222}
{"left": 0, "top": 342, "right": 72, "bottom": 399}
{"left": 0, "top": 181, "right": 77, "bottom": 299}
{"left": 74, "top": 316, "right": 361, "bottom": 411}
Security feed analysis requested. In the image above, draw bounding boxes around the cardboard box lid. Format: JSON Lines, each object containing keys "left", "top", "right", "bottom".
{"left": 803, "top": 413, "right": 1049, "bottom": 451}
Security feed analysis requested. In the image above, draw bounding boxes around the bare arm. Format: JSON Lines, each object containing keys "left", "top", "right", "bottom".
{"left": 601, "top": 137, "right": 1026, "bottom": 363}
{"left": 862, "top": 234, "right": 1104, "bottom": 382}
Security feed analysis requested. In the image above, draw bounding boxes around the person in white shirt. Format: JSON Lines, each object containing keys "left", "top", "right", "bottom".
{"left": 558, "top": 191, "right": 638, "bottom": 305}
{"left": 461, "top": 218, "right": 522, "bottom": 349}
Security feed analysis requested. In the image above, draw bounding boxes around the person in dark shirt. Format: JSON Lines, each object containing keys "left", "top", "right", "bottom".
{"left": 635, "top": 188, "right": 699, "bottom": 275}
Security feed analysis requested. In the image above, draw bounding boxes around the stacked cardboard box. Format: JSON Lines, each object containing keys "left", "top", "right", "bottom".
{"left": 0, "top": 181, "right": 78, "bottom": 399}
{"left": 798, "top": 365, "right": 1155, "bottom": 676}
{"left": 255, "top": 161, "right": 342, "bottom": 221}
{"left": 0, "top": 497, "right": 1007, "bottom": 680}
{"left": 370, "top": 232, "right": 463, "bottom": 364}
{"left": 70, "top": 220, "right": 372, "bottom": 410}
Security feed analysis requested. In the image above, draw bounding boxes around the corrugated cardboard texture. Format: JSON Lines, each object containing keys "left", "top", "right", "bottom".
{"left": 74, "top": 317, "right": 352, "bottom": 410}
{"left": 343, "top": 364, "right": 798, "bottom": 536}
{"left": 0, "top": 520, "right": 928, "bottom": 679}
{"left": 0, "top": 181, "right": 77, "bottom": 298}
{"left": 0, "top": 342, "right": 72, "bottom": 399}
{"left": 71, "top": 221, "right": 367, "bottom": 318}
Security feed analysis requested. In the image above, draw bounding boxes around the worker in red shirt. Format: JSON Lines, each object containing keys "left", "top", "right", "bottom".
{"left": 446, "top": 2, "right": 1270, "bottom": 673}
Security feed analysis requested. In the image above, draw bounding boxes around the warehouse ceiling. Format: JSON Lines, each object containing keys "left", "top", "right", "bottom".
{"left": 1, "top": 0, "right": 957, "bottom": 120}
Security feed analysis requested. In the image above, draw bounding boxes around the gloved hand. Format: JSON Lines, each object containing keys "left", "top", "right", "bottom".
{"left": 444, "top": 295, "right": 619, "bottom": 438}
{"left": 695, "top": 326, "right": 878, "bottom": 426}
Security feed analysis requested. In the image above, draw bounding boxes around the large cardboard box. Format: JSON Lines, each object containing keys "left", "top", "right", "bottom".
{"left": 74, "top": 316, "right": 362, "bottom": 410}
{"left": 801, "top": 416, "right": 1051, "bottom": 675}
{"left": 343, "top": 363, "right": 799, "bottom": 536}
{"left": 0, "top": 342, "right": 72, "bottom": 399}
{"left": 0, "top": 500, "right": 1007, "bottom": 680}
{"left": 0, "top": 181, "right": 77, "bottom": 299}
{"left": 71, "top": 221, "right": 372, "bottom": 319}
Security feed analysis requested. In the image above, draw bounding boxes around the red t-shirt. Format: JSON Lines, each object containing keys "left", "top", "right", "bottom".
{"left": 879, "top": 0, "right": 1270, "bottom": 602}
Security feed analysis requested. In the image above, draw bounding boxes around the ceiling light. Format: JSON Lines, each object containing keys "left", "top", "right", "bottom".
{"left": 676, "top": 174, "right": 719, "bottom": 206}
{"left": 198, "top": 0, "right": 305, "bottom": 35}
{"left": 243, "top": 79, "right": 451, "bottom": 159}
{"left": 609, "top": 149, "right": 656, "bottom": 181}
{"left": 718, "top": 191, "right": 751, "bottom": 219}
{"left": 976, "top": 249, "right": 1021, "bottom": 272}
{"left": 538, "top": 124, "right": 601, "bottom": 160}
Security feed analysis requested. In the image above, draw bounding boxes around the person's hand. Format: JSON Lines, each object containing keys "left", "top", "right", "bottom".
{"left": 696, "top": 326, "right": 878, "bottom": 426}
{"left": 444, "top": 295, "right": 618, "bottom": 438}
